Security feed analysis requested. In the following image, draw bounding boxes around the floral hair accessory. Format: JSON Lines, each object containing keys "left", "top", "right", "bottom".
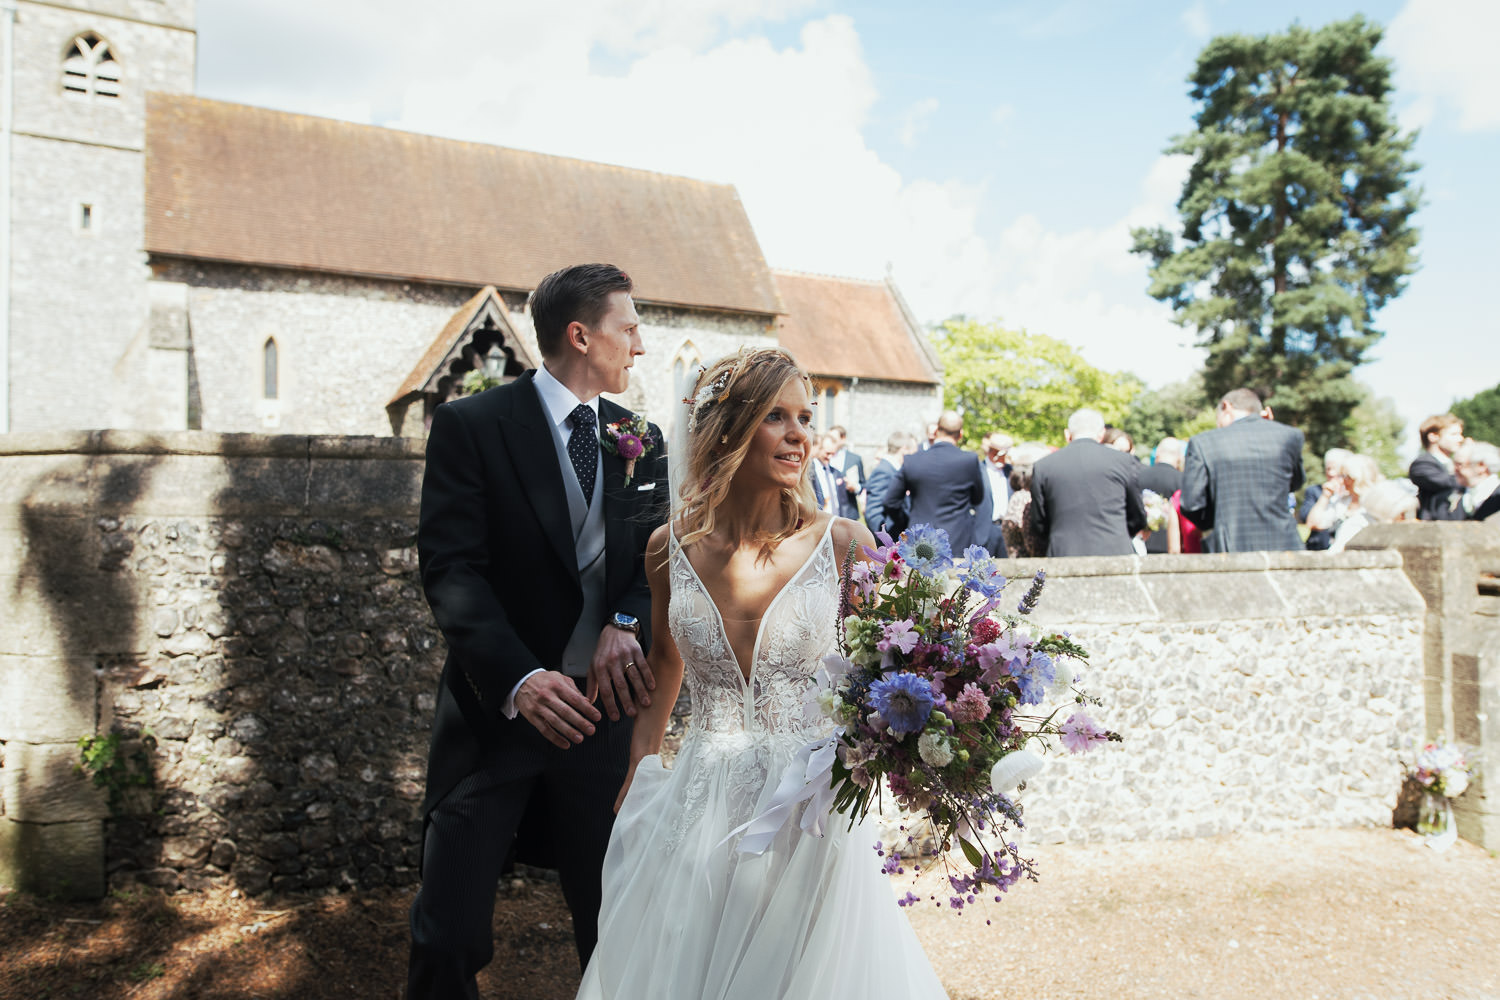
{"left": 685, "top": 363, "right": 738, "bottom": 432}
{"left": 600, "top": 414, "right": 661, "bottom": 486}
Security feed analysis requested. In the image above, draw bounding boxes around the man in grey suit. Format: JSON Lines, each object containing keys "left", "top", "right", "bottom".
{"left": 1030, "top": 408, "right": 1147, "bottom": 557}
{"left": 882, "top": 411, "right": 986, "bottom": 551}
{"left": 1180, "top": 387, "right": 1305, "bottom": 552}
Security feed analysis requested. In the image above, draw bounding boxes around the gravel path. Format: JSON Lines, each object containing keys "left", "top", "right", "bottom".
{"left": 2, "top": 827, "right": 1495, "bottom": 999}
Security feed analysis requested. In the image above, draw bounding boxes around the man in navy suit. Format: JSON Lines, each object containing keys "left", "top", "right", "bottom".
{"left": 1409, "top": 413, "right": 1466, "bottom": 521}
{"left": 1030, "top": 408, "right": 1147, "bottom": 557}
{"left": 881, "top": 411, "right": 986, "bottom": 551}
{"left": 407, "top": 264, "right": 668, "bottom": 997}
{"left": 1180, "top": 388, "right": 1305, "bottom": 552}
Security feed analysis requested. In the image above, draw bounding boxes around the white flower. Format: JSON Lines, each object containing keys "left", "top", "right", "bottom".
{"left": 918, "top": 731, "right": 954, "bottom": 767}
{"left": 990, "top": 748, "right": 1045, "bottom": 793}
{"left": 1445, "top": 771, "right": 1469, "bottom": 797}
{"left": 1053, "top": 658, "right": 1074, "bottom": 690}
{"left": 816, "top": 689, "right": 838, "bottom": 718}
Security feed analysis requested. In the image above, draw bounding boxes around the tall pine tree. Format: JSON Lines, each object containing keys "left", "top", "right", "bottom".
{"left": 1131, "top": 16, "right": 1420, "bottom": 456}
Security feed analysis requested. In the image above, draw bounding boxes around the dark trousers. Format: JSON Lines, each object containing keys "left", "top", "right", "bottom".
{"left": 406, "top": 705, "right": 630, "bottom": 1000}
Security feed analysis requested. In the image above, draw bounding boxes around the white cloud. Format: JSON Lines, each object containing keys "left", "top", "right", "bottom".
{"left": 1387, "top": 0, "right": 1500, "bottom": 132}
{"left": 1180, "top": 3, "right": 1210, "bottom": 41}
{"left": 897, "top": 98, "right": 940, "bottom": 149}
{"left": 990, "top": 103, "right": 1015, "bottom": 127}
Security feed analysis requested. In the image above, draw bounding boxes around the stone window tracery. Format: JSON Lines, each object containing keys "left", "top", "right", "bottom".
{"left": 62, "top": 33, "right": 121, "bottom": 100}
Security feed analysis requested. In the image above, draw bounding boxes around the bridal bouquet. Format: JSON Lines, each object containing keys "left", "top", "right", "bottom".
{"left": 817, "top": 524, "right": 1118, "bottom": 910}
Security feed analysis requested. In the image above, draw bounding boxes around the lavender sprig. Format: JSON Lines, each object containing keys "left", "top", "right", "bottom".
{"left": 1016, "top": 569, "right": 1046, "bottom": 615}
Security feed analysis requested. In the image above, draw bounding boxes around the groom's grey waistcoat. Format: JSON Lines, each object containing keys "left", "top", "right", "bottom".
{"left": 547, "top": 410, "right": 608, "bottom": 676}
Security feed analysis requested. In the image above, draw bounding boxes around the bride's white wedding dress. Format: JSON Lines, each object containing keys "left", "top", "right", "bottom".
{"left": 576, "top": 519, "right": 949, "bottom": 999}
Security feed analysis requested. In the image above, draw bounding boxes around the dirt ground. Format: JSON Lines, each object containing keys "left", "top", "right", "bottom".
{"left": 2, "top": 827, "right": 1496, "bottom": 1000}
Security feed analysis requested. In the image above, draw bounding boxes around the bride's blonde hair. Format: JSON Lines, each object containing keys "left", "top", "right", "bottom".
{"left": 674, "top": 348, "right": 817, "bottom": 555}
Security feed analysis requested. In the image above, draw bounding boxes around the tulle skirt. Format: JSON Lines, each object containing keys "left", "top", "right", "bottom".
{"left": 575, "top": 733, "right": 949, "bottom": 1000}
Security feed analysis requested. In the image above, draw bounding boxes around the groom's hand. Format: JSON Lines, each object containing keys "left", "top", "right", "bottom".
{"left": 515, "top": 672, "right": 602, "bottom": 749}
{"left": 588, "top": 626, "right": 655, "bottom": 722}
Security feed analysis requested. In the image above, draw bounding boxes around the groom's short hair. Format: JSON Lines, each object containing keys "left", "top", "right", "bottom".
{"left": 530, "top": 263, "right": 634, "bottom": 358}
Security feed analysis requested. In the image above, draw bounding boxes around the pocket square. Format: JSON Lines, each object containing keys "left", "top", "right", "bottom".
{"left": 636, "top": 483, "right": 655, "bottom": 492}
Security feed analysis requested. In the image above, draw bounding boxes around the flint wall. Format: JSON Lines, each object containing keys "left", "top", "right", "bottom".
{"left": 0, "top": 432, "right": 1434, "bottom": 898}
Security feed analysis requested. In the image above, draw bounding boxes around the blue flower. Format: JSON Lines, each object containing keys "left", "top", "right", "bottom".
{"left": 1012, "top": 651, "right": 1056, "bottom": 705}
{"left": 868, "top": 671, "right": 935, "bottom": 736}
{"left": 960, "top": 545, "right": 1006, "bottom": 597}
{"left": 897, "top": 524, "right": 953, "bottom": 576}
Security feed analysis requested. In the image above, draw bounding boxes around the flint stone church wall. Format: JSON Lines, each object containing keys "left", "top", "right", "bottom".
{"left": 0, "top": 433, "right": 1427, "bottom": 899}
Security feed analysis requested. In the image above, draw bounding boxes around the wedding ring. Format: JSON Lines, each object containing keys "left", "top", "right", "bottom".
{"left": 625, "top": 661, "right": 636, "bottom": 670}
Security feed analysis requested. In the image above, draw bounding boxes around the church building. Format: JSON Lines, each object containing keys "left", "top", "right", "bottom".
{"left": 1, "top": 0, "right": 941, "bottom": 455}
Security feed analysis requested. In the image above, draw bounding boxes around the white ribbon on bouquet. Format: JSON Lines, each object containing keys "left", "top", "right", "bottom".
{"left": 720, "top": 735, "right": 842, "bottom": 856}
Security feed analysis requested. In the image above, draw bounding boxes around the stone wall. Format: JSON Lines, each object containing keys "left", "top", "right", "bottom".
{"left": 0, "top": 432, "right": 1430, "bottom": 898}
{"left": 1349, "top": 521, "right": 1500, "bottom": 848}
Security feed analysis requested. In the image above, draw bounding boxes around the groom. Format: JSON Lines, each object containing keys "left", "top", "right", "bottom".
{"left": 407, "top": 264, "right": 669, "bottom": 998}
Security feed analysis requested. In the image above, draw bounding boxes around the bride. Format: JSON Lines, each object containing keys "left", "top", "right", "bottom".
{"left": 576, "top": 349, "right": 948, "bottom": 999}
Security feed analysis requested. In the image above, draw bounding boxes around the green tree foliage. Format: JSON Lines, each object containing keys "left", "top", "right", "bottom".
{"left": 1452, "top": 383, "right": 1500, "bottom": 444}
{"left": 1131, "top": 16, "right": 1420, "bottom": 458}
{"left": 934, "top": 319, "right": 1140, "bottom": 447}
{"left": 1121, "top": 374, "right": 1217, "bottom": 450}
{"left": 1343, "top": 384, "right": 1405, "bottom": 478}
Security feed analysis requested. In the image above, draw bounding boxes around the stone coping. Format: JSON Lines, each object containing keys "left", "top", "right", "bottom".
{"left": 0, "top": 430, "right": 425, "bottom": 460}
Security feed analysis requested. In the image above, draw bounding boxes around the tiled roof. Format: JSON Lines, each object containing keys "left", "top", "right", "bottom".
{"left": 144, "top": 94, "right": 783, "bottom": 317}
{"left": 772, "top": 271, "right": 941, "bottom": 385}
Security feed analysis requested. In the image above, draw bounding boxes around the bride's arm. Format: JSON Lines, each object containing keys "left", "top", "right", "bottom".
{"left": 615, "top": 524, "right": 685, "bottom": 813}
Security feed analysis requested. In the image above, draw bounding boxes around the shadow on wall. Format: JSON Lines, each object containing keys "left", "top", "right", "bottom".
{"left": 79, "top": 434, "right": 438, "bottom": 909}
{"left": 2, "top": 438, "right": 161, "bottom": 899}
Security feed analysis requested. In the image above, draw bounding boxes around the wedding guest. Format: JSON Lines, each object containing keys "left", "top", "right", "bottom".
{"left": 882, "top": 410, "right": 986, "bottom": 551}
{"left": 811, "top": 434, "right": 845, "bottom": 516}
{"left": 1180, "top": 388, "right": 1305, "bottom": 552}
{"left": 1102, "top": 427, "right": 1136, "bottom": 456}
{"left": 1409, "top": 414, "right": 1466, "bottom": 521}
{"left": 1000, "top": 442, "right": 1050, "bottom": 557}
{"left": 1139, "top": 437, "right": 1183, "bottom": 555}
{"left": 978, "top": 432, "right": 1014, "bottom": 556}
{"left": 1454, "top": 440, "right": 1500, "bottom": 521}
{"left": 1030, "top": 408, "right": 1147, "bottom": 557}
{"left": 863, "top": 432, "right": 914, "bottom": 536}
{"left": 1299, "top": 448, "right": 1353, "bottom": 551}
{"left": 828, "top": 424, "right": 865, "bottom": 518}
{"left": 1359, "top": 479, "right": 1420, "bottom": 525}
{"left": 1307, "top": 453, "right": 1382, "bottom": 552}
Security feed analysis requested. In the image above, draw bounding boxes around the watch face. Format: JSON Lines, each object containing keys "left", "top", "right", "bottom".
{"left": 613, "top": 613, "right": 639, "bottom": 630}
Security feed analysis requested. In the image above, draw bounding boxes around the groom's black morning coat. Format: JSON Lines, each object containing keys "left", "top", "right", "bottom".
{"left": 417, "top": 370, "right": 668, "bottom": 864}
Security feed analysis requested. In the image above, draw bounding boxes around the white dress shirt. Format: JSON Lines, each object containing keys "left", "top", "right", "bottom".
{"left": 502, "top": 364, "right": 599, "bottom": 718}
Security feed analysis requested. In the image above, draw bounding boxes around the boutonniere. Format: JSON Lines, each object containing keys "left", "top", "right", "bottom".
{"left": 601, "top": 415, "right": 661, "bottom": 486}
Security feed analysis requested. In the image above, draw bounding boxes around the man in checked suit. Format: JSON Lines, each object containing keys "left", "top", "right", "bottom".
{"left": 1179, "top": 387, "right": 1305, "bottom": 552}
{"left": 407, "top": 264, "right": 668, "bottom": 998}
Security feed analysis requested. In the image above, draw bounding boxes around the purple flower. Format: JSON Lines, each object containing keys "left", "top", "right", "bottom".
{"left": 1059, "top": 710, "right": 1106, "bottom": 753}
{"left": 897, "top": 891, "right": 921, "bottom": 907}
{"left": 615, "top": 433, "right": 644, "bottom": 460}
{"left": 878, "top": 618, "right": 919, "bottom": 655}
{"left": 868, "top": 672, "right": 935, "bottom": 736}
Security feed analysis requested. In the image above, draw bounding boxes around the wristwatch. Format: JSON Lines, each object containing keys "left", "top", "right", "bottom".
{"left": 609, "top": 612, "right": 641, "bottom": 636}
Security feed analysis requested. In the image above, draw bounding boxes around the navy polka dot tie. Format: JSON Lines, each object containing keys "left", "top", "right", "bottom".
{"left": 568, "top": 404, "right": 598, "bottom": 503}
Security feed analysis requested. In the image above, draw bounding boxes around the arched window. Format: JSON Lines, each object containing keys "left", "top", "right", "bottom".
{"left": 263, "top": 338, "right": 278, "bottom": 400}
{"left": 62, "top": 34, "right": 121, "bottom": 100}
{"left": 671, "top": 341, "right": 701, "bottom": 409}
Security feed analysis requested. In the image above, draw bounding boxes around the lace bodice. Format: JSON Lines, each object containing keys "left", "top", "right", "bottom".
{"left": 668, "top": 519, "right": 839, "bottom": 747}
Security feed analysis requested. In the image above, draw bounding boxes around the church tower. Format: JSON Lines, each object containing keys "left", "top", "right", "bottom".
{"left": 2, "top": 0, "right": 196, "bottom": 432}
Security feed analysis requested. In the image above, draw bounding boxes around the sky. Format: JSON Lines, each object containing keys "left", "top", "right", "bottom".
{"left": 195, "top": 0, "right": 1498, "bottom": 453}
